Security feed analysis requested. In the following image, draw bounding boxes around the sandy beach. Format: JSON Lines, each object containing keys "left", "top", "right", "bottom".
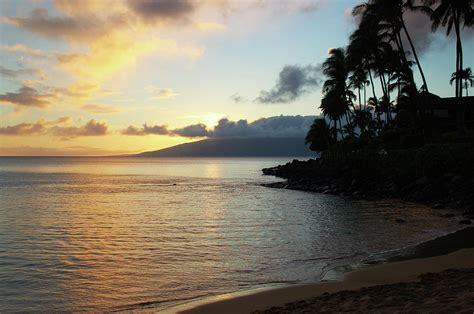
{"left": 168, "top": 247, "right": 474, "bottom": 314}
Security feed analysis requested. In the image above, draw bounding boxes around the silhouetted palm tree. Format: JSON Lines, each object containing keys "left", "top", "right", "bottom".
{"left": 353, "top": 0, "right": 429, "bottom": 91}
{"left": 425, "top": 0, "right": 473, "bottom": 98}
{"left": 347, "top": 14, "right": 391, "bottom": 130}
{"left": 320, "top": 48, "right": 352, "bottom": 139}
{"left": 305, "top": 118, "right": 334, "bottom": 152}
{"left": 450, "top": 67, "right": 473, "bottom": 97}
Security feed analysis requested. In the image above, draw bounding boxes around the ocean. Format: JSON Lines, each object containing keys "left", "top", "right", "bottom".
{"left": 0, "top": 157, "right": 461, "bottom": 311}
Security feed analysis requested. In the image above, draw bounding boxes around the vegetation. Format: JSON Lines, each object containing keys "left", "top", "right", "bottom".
{"left": 306, "top": 0, "right": 473, "bottom": 151}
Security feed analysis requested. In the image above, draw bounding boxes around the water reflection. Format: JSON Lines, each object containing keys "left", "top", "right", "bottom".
{"left": 0, "top": 157, "right": 462, "bottom": 311}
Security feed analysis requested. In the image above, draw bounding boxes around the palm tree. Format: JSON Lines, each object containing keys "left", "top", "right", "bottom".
{"left": 353, "top": 0, "right": 429, "bottom": 92}
{"left": 425, "top": 0, "right": 473, "bottom": 98}
{"left": 425, "top": 0, "right": 473, "bottom": 134}
{"left": 348, "top": 67, "right": 369, "bottom": 111}
{"left": 320, "top": 48, "right": 352, "bottom": 139}
{"left": 450, "top": 67, "right": 474, "bottom": 97}
{"left": 305, "top": 118, "right": 334, "bottom": 152}
{"left": 347, "top": 14, "right": 392, "bottom": 131}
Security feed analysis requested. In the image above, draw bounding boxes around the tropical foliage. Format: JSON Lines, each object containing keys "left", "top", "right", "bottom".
{"left": 306, "top": 0, "right": 473, "bottom": 151}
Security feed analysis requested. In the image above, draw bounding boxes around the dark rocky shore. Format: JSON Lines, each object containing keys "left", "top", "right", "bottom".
{"left": 262, "top": 145, "right": 474, "bottom": 222}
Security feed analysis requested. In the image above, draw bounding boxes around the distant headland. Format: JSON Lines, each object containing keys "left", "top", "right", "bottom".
{"left": 133, "top": 137, "right": 314, "bottom": 157}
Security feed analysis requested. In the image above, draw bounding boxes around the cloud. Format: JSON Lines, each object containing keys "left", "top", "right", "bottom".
{"left": 218, "top": 0, "right": 324, "bottom": 17}
{"left": 230, "top": 93, "right": 245, "bottom": 103}
{"left": 81, "top": 104, "right": 121, "bottom": 114}
{"left": 150, "top": 88, "right": 178, "bottom": 99}
{"left": 349, "top": 3, "right": 474, "bottom": 57}
{"left": 122, "top": 115, "right": 317, "bottom": 138}
{"left": 55, "top": 32, "right": 159, "bottom": 81}
{"left": 256, "top": 65, "right": 321, "bottom": 103}
{"left": 0, "top": 65, "right": 48, "bottom": 81}
{"left": 210, "top": 115, "right": 316, "bottom": 138}
{"left": 173, "top": 123, "right": 209, "bottom": 137}
{"left": 0, "top": 122, "right": 45, "bottom": 136}
{"left": 0, "top": 85, "right": 54, "bottom": 109}
{"left": 122, "top": 124, "right": 169, "bottom": 136}
{"left": 0, "top": 8, "right": 108, "bottom": 42}
{"left": 0, "top": 43, "right": 47, "bottom": 58}
{"left": 0, "top": 117, "right": 107, "bottom": 139}
{"left": 126, "top": 0, "right": 195, "bottom": 23}
{"left": 50, "top": 119, "right": 109, "bottom": 138}
{"left": 0, "top": 117, "right": 70, "bottom": 136}
{"left": 400, "top": 10, "right": 437, "bottom": 56}
{"left": 0, "top": 145, "right": 133, "bottom": 156}
{"left": 1, "top": 2, "right": 204, "bottom": 104}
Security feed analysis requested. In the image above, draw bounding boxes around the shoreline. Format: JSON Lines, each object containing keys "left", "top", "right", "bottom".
{"left": 261, "top": 157, "right": 474, "bottom": 222}
{"left": 161, "top": 228, "right": 474, "bottom": 314}
{"left": 167, "top": 248, "right": 474, "bottom": 314}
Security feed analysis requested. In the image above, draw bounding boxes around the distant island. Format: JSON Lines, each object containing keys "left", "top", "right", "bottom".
{"left": 134, "top": 137, "right": 314, "bottom": 157}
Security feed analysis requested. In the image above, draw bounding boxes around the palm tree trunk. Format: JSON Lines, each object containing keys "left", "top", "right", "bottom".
{"left": 453, "top": 11, "right": 466, "bottom": 135}
{"left": 364, "top": 83, "right": 367, "bottom": 111}
{"left": 368, "top": 70, "right": 377, "bottom": 100}
{"left": 368, "top": 70, "right": 382, "bottom": 130}
{"left": 338, "top": 119, "right": 345, "bottom": 140}
{"left": 358, "top": 87, "right": 362, "bottom": 111}
{"left": 378, "top": 74, "right": 389, "bottom": 124}
{"left": 401, "top": 20, "right": 428, "bottom": 92}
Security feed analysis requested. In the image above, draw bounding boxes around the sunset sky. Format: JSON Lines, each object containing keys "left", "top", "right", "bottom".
{"left": 1, "top": 0, "right": 473, "bottom": 156}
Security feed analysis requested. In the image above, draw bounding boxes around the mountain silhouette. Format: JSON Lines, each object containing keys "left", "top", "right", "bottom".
{"left": 134, "top": 137, "right": 314, "bottom": 157}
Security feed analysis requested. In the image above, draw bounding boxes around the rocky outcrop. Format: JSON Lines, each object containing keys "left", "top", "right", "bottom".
{"left": 262, "top": 155, "right": 474, "bottom": 219}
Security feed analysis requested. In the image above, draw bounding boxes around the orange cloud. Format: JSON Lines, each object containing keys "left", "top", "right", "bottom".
{"left": 0, "top": 85, "right": 54, "bottom": 109}
{"left": 0, "top": 122, "right": 45, "bottom": 135}
{"left": 0, "top": 118, "right": 108, "bottom": 139}
{"left": 0, "top": 117, "right": 70, "bottom": 135}
{"left": 50, "top": 119, "right": 109, "bottom": 139}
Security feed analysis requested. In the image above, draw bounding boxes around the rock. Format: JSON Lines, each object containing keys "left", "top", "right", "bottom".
{"left": 262, "top": 167, "right": 278, "bottom": 176}
{"left": 459, "top": 219, "right": 472, "bottom": 225}
{"left": 262, "top": 181, "right": 287, "bottom": 189}
{"left": 451, "top": 175, "right": 462, "bottom": 184}
{"left": 432, "top": 203, "right": 445, "bottom": 209}
{"left": 442, "top": 213, "right": 455, "bottom": 218}
{"left": 414, "top": 176, "right": 428, "bottom": 186}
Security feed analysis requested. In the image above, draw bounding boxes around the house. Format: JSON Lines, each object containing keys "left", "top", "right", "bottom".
{"left": 418, "top": 93, "right": 474, "bottom": 134}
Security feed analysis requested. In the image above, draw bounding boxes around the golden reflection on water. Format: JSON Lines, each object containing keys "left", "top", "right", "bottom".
{"left": 0, "top": 157, "right": 464, "bottom": 311}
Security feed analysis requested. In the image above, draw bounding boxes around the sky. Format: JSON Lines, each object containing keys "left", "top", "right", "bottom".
{"left": 0, "top": 0, "right": 473, "bottom": 156}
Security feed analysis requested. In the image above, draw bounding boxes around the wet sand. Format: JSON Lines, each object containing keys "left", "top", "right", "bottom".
{"left": 169, "top": 248, "right": 474, "bottom": 314}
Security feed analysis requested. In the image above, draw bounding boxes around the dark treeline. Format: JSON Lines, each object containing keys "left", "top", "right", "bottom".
{"left": 306, "top": 0, "right": 473, "bottom": 152}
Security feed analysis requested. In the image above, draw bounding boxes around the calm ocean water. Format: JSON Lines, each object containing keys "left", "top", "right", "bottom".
{"left": 0, "top": 157, "right": 461, "bottom": 311}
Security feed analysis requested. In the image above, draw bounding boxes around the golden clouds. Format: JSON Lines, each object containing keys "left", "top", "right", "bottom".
{"left": 0, "top": 117, "right": 109, "bottom": 138}
{"left": 51, "top": 119, "right": 109, "bottom": 138}
{"left": 0, "top": 85, "right": 55, "bottom": 109}
{"left": 1, "top": 0, "right": 212, "bottom": 108}
{"left": 56, "top": 32, "right": 161, "bottom": 82}
{"left": 0, "top": 122, "right": 45, "bottom": 135}
{"left": 0, "top": 117, "right": 70, "bottom": 135}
